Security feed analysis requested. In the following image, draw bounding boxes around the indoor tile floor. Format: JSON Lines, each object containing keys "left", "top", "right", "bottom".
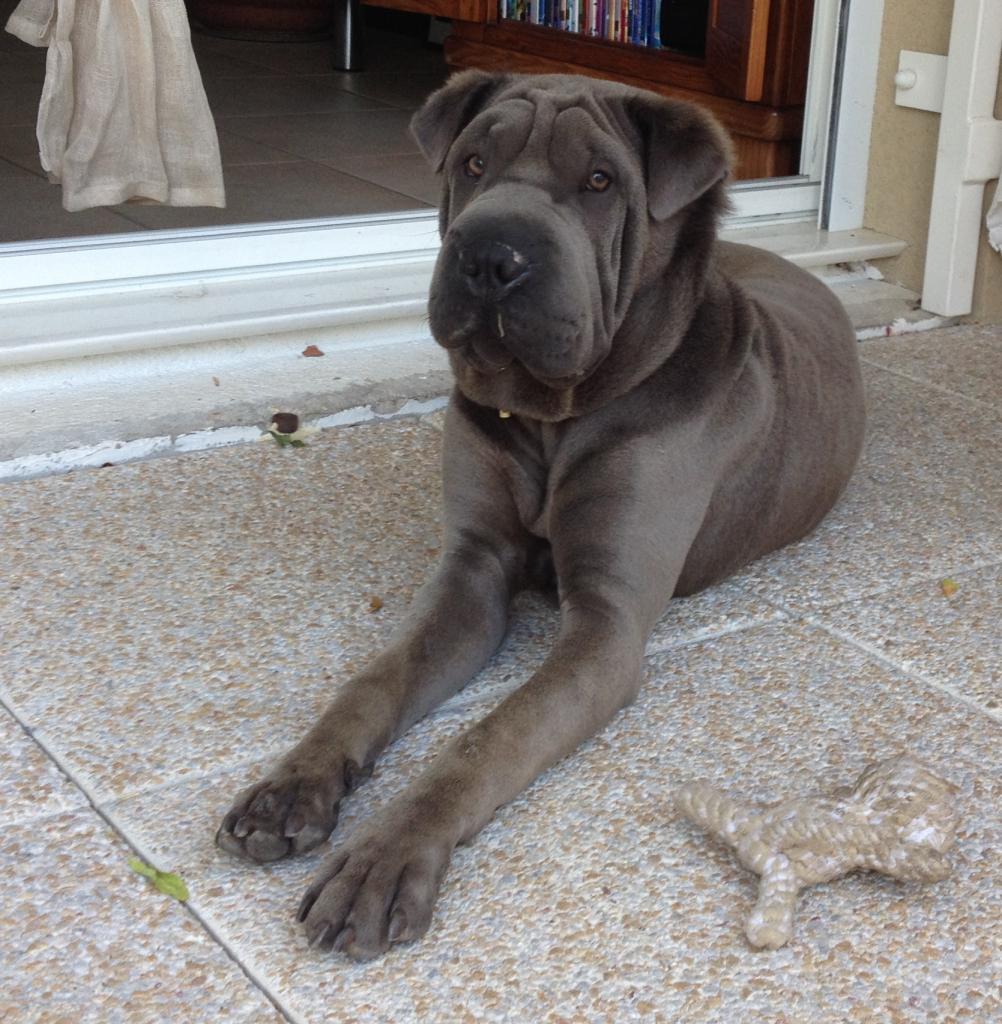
{"left": 1, "top": 324, "right": 1000, "bottom": 1023}
{"left": 0, "top": 10, "right": 445, "bottom": 242}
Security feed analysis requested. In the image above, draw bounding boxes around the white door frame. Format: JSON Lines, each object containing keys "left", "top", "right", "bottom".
{"left": 819, "top": 0, "right": 885, "bottom": 231}
{"left": 0, "top": 0, "right": 884, "bottom": 366}
{"left": 920, "top": 0, "right": 1002, "bottom": 316}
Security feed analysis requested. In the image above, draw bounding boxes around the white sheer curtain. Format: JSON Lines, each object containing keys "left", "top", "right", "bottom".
{"left": 5, "top": 0, "right": 225, "bottom": 211}
{"left": 989, "top": 178, "right": 1002, "bottom": 255}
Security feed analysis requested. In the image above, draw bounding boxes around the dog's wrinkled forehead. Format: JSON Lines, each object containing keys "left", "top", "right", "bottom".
{"left": 413, "top": 72, "right": 734, "bottom": 226}
{"left": 459, "top": 88, "right": 628, "bottom": 171}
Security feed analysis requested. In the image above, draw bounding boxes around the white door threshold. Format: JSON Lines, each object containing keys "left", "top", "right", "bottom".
{"left": 720, "top": 221, "right": 906, "bottom": 267}
{"left": 1, "top": 223, "right": 923, "bottom": 481}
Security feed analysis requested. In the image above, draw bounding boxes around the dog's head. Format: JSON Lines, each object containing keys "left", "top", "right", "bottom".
{"left": 411, "top": 72, "right": 733, "bottom": 419}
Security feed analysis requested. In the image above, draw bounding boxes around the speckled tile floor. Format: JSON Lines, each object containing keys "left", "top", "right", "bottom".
{"left": 1, "top": 323, "right": 1000, "bottom": 1023}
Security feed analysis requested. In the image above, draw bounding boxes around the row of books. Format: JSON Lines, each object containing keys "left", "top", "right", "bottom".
{"left": 499, "top": 0, "right": 664, "bottom": 48}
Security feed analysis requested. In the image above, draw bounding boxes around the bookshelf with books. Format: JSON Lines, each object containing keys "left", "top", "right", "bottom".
{"left": 498, "top": 0, "right": 666, "bottom": 49}
{"left": 441, "top": 0, "right": 815, "bottom": 180}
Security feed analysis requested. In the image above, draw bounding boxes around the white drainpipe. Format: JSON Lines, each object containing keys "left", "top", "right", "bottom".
{"left": 898, "top": 0, "right": 1002, "bottom": 316}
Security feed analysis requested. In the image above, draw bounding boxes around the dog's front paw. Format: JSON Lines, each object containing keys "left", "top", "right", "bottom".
{"left": 297, "top": 812, "right": 454, "bottom": 960}
{"left": 216, "top": 757, "right": 369, "bottom": 864}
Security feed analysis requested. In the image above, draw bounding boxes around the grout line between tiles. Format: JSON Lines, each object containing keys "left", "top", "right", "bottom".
{"left": 94, "top": 748, "right": 293, "bottom": 808}
{"left": 426, "top": 605, "right": 790, "bottom": 717}
{"left": 0, "top": 153, "right": 46, "bottom": 180}
{"left": 643, "top": 610, "right": 788, "bottom": 657}
{"left": 160, "top": 898, "right": 311, "bottom": 1024}
{"left": 0, "top": 692, "right": 90, "bottom": 826}
{"left": 0, "top": 691, "right": 300, "bottom": 1024}
{"left": 106, "top": 208, "right": 150, "bottom": 230}
{"left": 47, "top": 612, "right": 797, "bottom": 808}
{"left": 0, "top": 154, "right": 41, "bottom": 178}
{"left": 212, "top": 122, "right": 323, "bottom": 165}
{"left": 216, "top": 100, "right": 397, "bottom": 119}
{"left": 745, "top": 556, "right": 1002, "bottom": 618}
{"left": 858, "top": 354, "right": 1002, "bottom": 416}
{"left": 311, "top": 163, "right": 436, "bottom": 209}
{"left": 214, "top": 117, "right": 423, "bottom": 166}
{"left": 221, "top": 158, "right": 305, "bottom": 168}
{"left": 803, "top": 617, "right": 1002, "bottom": 725}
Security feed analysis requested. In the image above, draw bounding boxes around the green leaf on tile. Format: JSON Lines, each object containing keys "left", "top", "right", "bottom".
{"left": 128, "top": 856, "right": 190, "bottom": 902}
{"left": 152, "top": 872, "right": 190, "bottom": 902}
{"left": 268, "top": 430, "right": 307, "bottom": 448}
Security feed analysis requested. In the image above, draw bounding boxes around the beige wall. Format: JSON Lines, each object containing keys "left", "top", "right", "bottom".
{"left": 863, "top": 0, "right": 1002, "bottom": 322}
{"left": 972, "top": 179, "right": 1002, "bottom": 322}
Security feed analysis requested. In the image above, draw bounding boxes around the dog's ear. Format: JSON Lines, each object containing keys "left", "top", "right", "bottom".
{"left": 624, "top": 95, "right": 734, "bottom": 221}
{"left": 410, "top": 70, "right": 512, "bottom": 172}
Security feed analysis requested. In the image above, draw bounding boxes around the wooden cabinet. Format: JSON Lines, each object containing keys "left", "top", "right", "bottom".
{"left": 374, "top": 0, "right": 814, "bottom": 180}
{"left": 706, "top": 0, "right": 772, "bottom": 100}
{"left": 362, "top": 0, "right": 491, "bottom": 21}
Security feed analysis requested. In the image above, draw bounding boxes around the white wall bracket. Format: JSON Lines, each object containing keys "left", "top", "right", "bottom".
{"left": 920, "top": 0, "right": 1002, "bottom": 316}
{"left": 894, "top": 50, "right": 948, "bottom": 113}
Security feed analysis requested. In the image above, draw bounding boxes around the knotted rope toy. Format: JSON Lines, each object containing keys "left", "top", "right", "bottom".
{"left": 674, "top": 756, "right": 959, "bottom": 949}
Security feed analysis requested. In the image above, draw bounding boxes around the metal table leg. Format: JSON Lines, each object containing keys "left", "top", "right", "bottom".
{"left": 332, "top": 0, "right": 363, "bottom": 71}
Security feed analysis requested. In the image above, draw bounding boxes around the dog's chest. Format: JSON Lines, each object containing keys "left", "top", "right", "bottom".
{"left": 495, "top": 418, "right": 563, "bottom": 540}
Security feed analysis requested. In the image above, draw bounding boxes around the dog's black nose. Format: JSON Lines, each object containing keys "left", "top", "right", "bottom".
{"left": 459, "top": 241, "right": 531, "bottom": 299}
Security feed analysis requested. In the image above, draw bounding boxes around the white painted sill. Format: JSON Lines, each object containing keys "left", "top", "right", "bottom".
{"left": 0, "top": 215, "right": 909, "bottom": 480}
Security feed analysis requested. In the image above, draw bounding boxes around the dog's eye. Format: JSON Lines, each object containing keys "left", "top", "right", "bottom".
{"left": 586, "top": 170, "right": 612, "bottom": 193}
{"left": 464, "top": 154, "right": 486, "bottom": 179}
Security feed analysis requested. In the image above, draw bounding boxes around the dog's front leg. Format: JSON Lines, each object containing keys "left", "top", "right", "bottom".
{"left": 216, "top": 403, "right": 530, "bottom": 864}
{"left": 297, "top": 444, "right": 713, "bottom": 959}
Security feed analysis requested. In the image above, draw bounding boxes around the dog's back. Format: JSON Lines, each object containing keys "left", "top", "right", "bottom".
{"left": 673, "top": 242, "right": 865, "bottom": 595}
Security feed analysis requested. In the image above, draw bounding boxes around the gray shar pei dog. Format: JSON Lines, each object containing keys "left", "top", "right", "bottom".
{"left": 217, "top": 71, "right": 865, "bottom": 960}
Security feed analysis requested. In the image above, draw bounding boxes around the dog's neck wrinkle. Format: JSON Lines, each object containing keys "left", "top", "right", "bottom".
{"left": 455, "top": 393, "right": 563, "bottom": 538}
{"left": 573, "top": 206, "right": 717, "bottom": 411}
